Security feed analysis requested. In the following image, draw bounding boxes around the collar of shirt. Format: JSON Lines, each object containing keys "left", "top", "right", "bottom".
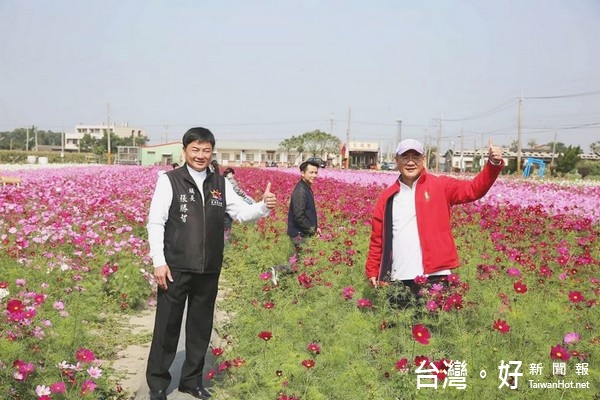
{"left": 186, "top": 165, "right": 207, "bottom": 201}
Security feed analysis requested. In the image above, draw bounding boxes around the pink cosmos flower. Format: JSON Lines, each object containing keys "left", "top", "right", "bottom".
{"left": 563, "top": 332, "right": 580, "bottom": 344}
{"left": 50, "top": 381, "right": 66, "bottom": 393}
{"left": 87, "top": 366, "right": 103, "bottom": 379}
{"left": 507, "top": 268, "right": 521, "bottom": 277}
{"left": 259, "top": 272, "right": 271, "bottom": 281}
{"left": 36, "top": 385, "right": 51, "bottom": 397}
{"left": 81, "top": 380, "right": 97, "bottom": 395}
{"left": 426, "top": 300, "right": 438, "bottom": 312}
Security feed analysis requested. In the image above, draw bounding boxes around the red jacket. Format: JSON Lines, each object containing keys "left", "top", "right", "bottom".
{"left": 365, "top": 162, "right": 503, "bottom": 282}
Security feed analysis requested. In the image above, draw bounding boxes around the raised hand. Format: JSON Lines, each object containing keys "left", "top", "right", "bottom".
{"left": 488, "top": 138, "right": 503, "bottom": 164}
{"left": 262, "top": 182, "right": 277, "bottom": 209}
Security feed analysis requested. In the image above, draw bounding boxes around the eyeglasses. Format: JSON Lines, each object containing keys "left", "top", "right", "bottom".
{"left": 397, "top": 155, "right": 424, "bottom": 164}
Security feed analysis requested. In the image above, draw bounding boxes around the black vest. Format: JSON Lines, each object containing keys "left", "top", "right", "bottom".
{"left": 163, "top": 165, "right": 226, "bottom": 273}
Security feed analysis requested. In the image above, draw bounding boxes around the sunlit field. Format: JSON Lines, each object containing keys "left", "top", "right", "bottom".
{"left": 0, "top": 166, "right": 598, "bottom": 399}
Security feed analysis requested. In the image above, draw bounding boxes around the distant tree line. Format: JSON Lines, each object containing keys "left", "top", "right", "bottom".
{"left": 0, "top": 127, "right": 149, "bottom": 156}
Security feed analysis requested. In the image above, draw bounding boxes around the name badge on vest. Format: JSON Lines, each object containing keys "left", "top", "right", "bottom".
{"left": 210, "top": 189, "right": 224, "bottom": 207}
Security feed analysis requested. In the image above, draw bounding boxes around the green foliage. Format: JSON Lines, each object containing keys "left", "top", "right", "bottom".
{"left": 213, "top": 203, "right": 600, "bottom": 400}
{"left": 577, "top": 161, "right": 600, "bottom": 178}
{"left": 0, "top": 150, "right": 98, "bottom": 164}
{"left": 556, "top": 146, "right": 582, "bottom": 175}
{"left": 279, "top": 130, "right": 341, "bottom": 159}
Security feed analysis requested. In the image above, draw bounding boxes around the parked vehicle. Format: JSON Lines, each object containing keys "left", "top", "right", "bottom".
{"left": 306, "top": 157, "right": 327, "bottom": 168}
{"left": 380, "top": 162, "right": 398, "bottom": 171}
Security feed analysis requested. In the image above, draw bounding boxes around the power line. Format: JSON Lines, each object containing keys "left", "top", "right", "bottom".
{"left": 524, "top": 90, "right": 600, "bottom": 99}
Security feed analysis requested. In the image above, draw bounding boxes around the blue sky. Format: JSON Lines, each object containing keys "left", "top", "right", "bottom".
{"left": 1, "top": 0, "right": 598, "bottom": 153}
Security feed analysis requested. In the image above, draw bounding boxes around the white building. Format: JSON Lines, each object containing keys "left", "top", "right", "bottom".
{"left": 65, "top": 123, "right": 146, "bottom": 151}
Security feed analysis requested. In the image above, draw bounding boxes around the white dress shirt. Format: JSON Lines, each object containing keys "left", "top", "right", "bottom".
{"left": 390, "top": 177, "right": 450, "bottom": 281}
{"left": 147, "top": 165, "right": 270, "bottom": 268}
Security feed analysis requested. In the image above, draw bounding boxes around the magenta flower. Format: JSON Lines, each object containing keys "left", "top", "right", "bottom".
{"left": 356, "top": 298, "right": 373, "bottom": 309}
{"left": 426, "top": 300, "right": 438, "bottom": 312}
{"left": 50, "top": 381, "right": 66, "bottom": 393}
{"left": 507, "top": 268, "right": 521, "bottom": 277}
{"left": 342, "top": 286, "right": 355, "bottom": 300}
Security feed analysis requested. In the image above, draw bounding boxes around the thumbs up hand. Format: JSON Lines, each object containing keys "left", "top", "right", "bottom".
{"left": 262, "top": 182, "right": 277, "bottom": 209}
{"left": 487, "top": 138, "right": 503, "bottom": 164}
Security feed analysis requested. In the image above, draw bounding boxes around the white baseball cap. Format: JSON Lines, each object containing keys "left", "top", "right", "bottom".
{"left": 396, "top": 139, "right": 424, "bottom": 155}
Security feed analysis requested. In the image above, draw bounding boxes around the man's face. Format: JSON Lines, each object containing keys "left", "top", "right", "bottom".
{"left": 396, "top": 150, "right": 425, "bottom": 180}
{"left": 301, "top": 165, "right": 319, "bottom": 185}
{"left": 183, "top": 140, "right": 213, "bottom": 172}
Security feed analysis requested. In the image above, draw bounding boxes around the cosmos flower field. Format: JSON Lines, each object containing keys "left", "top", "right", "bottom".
{"left": 0, "top": 165, "right": 598, "bottom": 399}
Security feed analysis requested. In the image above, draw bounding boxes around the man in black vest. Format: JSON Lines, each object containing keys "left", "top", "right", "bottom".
{"left": 145, "top": 127, "right": 277, "bottom": 400}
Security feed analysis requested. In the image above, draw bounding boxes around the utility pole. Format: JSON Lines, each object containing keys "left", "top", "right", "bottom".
{"left": 345, "top": 107, "right": 351, "bottom": 169}
{"left": 517, "top": 93, "right": 523, "bottom": 172}
{"left": 61, "top": 131, "right": 65, "bottom": 161}
{"left": 460, "top": 128, "right": 464, "bottom": 173}
{"left": 107, "top": 103, "right": 112, "bottom": 165}
{"left": 424, "top": 128, "right": 430, "bottom": 168}
{"left": 396, "top": 119, "right": 402, "bottom": 145}
{"left": 34, "top": 126, "right": 38, "bottom": 151}
{"left": 26, "top": 126, "right": 30, "bottom": 151}
{"left": 435, "top": 116, "right": 443, "bottom": 173}
{"left": 330, "top": 113, "right": 334, "bottom": 136}
{"left": 551, "top": 131, "right": 557, "bottom": 168}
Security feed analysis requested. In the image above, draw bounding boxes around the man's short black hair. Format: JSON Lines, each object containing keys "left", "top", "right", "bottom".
{"left": 300, "top": 160, "right": 319, "bottom": 172}
{"left": 182, "top": 127, "right": 215, "bottom": 148}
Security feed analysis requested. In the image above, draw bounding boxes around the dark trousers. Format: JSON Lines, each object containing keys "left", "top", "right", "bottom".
{"left": 387, "top": 275, "right": 448, "bottom": 309}
{"left": 146, "top": 270, "right": 220, "bottom": 392}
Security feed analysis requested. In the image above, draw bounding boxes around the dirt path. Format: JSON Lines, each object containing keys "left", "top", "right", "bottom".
{"left": 113, "top": 292, "right": 230, "bottom": 400}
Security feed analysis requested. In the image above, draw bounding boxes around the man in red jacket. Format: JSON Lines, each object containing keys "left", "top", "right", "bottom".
{"left": 365, "top": 138, "right": 504, "bottom": 307}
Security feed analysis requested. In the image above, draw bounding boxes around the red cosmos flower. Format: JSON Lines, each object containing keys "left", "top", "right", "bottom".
{"left": 414, "top": 275, "right": 428, "bottom": 285}
{"left": 0, "top": 281, "right": 8, "bottom": 288}
{"left": 412, "top": 324, "right": 431, "bottom": 345}
{"left": 414, "top": 355, "right": 430, "bottom": 368}
{"left": 232, "top": 357, "right": 245, "bottom": 367}
{"left": 493, "top": 319, "right": 511, "bottom": 334}
{"left": 258, "top": 331, "right": 273, "bottom": 342}
{"left": 263, "top": 301, "right": 275, "bottom": 309}
{"left": 6, "top": 299, "right": 24, "bottom": 313}
{"left": 211, "top": 347, "right": 224, "bottom": 357}
{"left": 568, "top": 291, "right": 585, "bottom": 303}
{"left": 301, "top": 359, "right": 315, "bottom": 369}
{"left": 33, "top": 294, "right": 46, "bottom": 304}
{"left": 75, "top": 348, "right": 96, "bottom": 363}
{"left": 307, "top": 342, "right": 321, "bottom": 355}
{"left": 550, "top": 345, "right": 571, "bottom": 361}
{"left": 205, "top": 368, "right": 216, "bottom": 381}
{"left": 513, "top": 281, "right": 528, "bottom": 294}
{"left": 395, "top": 358, "right": 408, "bottom": 371}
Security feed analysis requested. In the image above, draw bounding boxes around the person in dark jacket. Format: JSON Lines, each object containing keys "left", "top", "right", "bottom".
{"left": 287, "top": 159, "right": 321, "bottom": 252}
{"left": 145, "top": 127, "right": 277, "bottom": 400}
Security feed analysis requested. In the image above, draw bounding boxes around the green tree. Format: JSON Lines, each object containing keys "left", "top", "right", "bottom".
{"left": 79, "top": 133, "right": 99, "bottom": 153}
{"left": 298, "top": 130, "right": 341, "bottom": 157}
{"left": 591, "top": 141, "right": 600, "bottom": 155}
{"left": 279, "top": 131, "right": 342, "bottom": 162}
{"left": 555, "top": 145, "right": 582, "bottom": 176}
